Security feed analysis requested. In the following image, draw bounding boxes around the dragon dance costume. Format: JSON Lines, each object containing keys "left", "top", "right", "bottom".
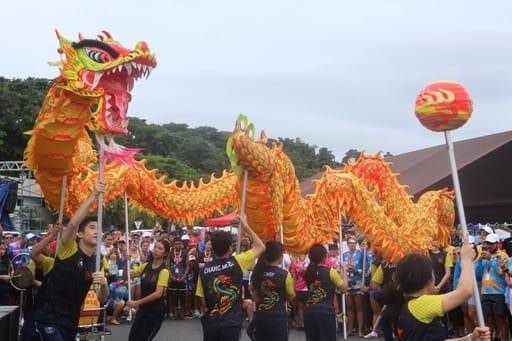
{"left": 252, "top": 265, "right": 294, "bottom": 341}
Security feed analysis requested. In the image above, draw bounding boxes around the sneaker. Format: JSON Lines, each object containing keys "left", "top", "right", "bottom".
{"left": 169, "top": 313, "right": 177, "bottom": 320}
{"left": 184, "top": 313, "right": 195, "bottom": 320}
{"left": 364, "top": 331, "right": 379, "bottom": 339}
{"left": 193, "top": 310, "right": 202, "bottom": 318}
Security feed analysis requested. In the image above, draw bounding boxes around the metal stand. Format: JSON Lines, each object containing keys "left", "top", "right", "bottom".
{"left": 236, "top": 171, "right": 249, "bottom": 253}
{"left": 17, "top": 291, "right": 23, "bottom": 341}
{"left": 123, "top": 192, "right": 133, "bottom": 321}
{"left": 444, "top": 131, "right": 485, "bottom": 328}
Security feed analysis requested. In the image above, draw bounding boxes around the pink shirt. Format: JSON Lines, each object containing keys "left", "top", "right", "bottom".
{"left": 324, "top": 256, "right": 340, "bottom": 271}
{"left": 290, "top": 257, "right": 310, "bottom": 292}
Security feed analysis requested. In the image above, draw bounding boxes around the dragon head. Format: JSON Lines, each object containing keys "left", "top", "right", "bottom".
{"left": 53, "top": 30, "right": 157, "bottom": 136}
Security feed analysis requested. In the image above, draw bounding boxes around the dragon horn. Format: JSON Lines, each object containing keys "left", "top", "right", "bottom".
{"left": 101, "top": 30, "right": 112, "bottom": 39}
{"left": 97, "top": 34, "right": 105, "bottom": 41}
{"left": 55, "top": 29, "right": 62, "bottom": 40}
{"left": 78, "top": 33, "right": 85, "bottom": 41}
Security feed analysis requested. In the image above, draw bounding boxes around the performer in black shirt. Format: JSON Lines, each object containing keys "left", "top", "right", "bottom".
{"left": 196, "top": 215, "right": 265, "bottom": 341}
{"left": 127, "top": 239, "right": 171, "bottom": 341}
{"left": 251, "top": 240, "right": 295, "bottom": 341}
{"left": 21, "top": 182, "right": 109, "bottom": 341}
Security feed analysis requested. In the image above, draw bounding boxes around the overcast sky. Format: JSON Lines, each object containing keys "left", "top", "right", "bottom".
{"left": 3, "top": 1, "right": 512, "bottom": 159}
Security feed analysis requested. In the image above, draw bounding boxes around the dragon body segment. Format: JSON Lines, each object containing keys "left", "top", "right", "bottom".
{"left": 24, "top": 31, "right": 454, "bottom": 263}
{"left": 229, "top": 119, "right": 454, "bottom": 262}
{"left": 24, "top": 31, "right": 239, "bottom": 222}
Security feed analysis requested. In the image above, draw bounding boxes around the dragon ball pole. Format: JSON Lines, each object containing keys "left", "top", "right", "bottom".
{"left": 338, "top": 208, "right": 347, "bottom": 339}
{"left": 95, "top": 145, "right": 105, "bottom": 272}
{"left": 444, "top": 131, "right": 485, "bottom": 328}
{"left": 124, "top": 191, "right": 133, "bottom": 321}
{"left": 237, "top": 171, "right": 249, "bottom": 253}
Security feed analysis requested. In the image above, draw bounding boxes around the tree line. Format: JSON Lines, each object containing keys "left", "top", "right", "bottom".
{"left": 1, "top": 77, "right": 358, "bottom": 229}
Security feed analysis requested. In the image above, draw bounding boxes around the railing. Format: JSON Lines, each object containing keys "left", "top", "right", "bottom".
{"left": 0, "top": 161, "right": 25, "bottom": 172}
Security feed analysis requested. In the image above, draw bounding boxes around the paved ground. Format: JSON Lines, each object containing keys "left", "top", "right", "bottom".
{"left": 101, "top": 319, "right": 382, "bottom": 340}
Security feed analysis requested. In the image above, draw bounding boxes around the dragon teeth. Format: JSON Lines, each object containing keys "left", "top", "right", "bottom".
{"left": 117, "top": 65, "right": 123, "bottom": 73}
{"left": 124, "top": 63, "right": 132, "bottom": 75}
{"left": 105, "top": 94, "right": 112, "bottom": 101}
{"left": 91, "top": 72, "right": 103, "bottom": 90}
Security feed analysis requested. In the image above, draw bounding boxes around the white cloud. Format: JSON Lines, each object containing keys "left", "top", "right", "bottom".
{"left": 2, "top": 0, "right": 511, "bottom": 159}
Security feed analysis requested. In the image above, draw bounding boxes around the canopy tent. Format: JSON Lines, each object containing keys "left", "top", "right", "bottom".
{"left": 204, "top": 212, "right": 238, "bottom": 227}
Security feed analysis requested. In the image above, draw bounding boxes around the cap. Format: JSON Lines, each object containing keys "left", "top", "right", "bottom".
{"left": 25, "top": 233, "right": 36, "bottom": 241}
{"left": 142, "top": 232, "right": 152, "bottom": 238}
{"left": 181, "top": 234, "right": 190, "bottom": 241}
{"left": 116, "top": 237, "right": 126, "bottom": 243}
{"left": 479, "top": 224, "right": 494, "bottom": 235}
{"left": 498, "top": 232, "right": 511, "bottom": 241}
{"left": 485, "top": 233, "right": 500, "bottom": 244}
{"left": 188, "top": 254, "right": 196, "bottom": 261}
{"left": 468, "top": 235, "right": 475, "bottom": 244}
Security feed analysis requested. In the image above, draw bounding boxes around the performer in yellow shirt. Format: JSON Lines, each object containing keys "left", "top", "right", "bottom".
{"left": 303, "top": 244, "right": 348, "bottom": 341}
{"left": 196, "top": 215, "right": 265, "bottom": 341}
{"left": 127, "top": 239, "right": 171, "bottom": 341}
{"left": 395, "top": 243, "right": 490, "bottom": 341}
{"left": 250, "top": 240, "right": 295, "bottom": 341}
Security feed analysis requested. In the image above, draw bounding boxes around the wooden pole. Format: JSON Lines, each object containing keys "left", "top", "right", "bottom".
{"left": 338, "top": 208, "right": 347, "bottom": 339}
{"left": 444, "top": 131, "right": 485, "bottom": 328}
{"left": 280, "top": 225, "right": 285, "bottom": 268}
{"left": 236, "top": 171, "right": 249, "bottom": 253}
{"left": 95, "top": 145, "right": 104, "bottom": 272}
{"left": 124, "top": 191, "right": 133, "bottom": 321}
{"left": 56, "top": 175, "right": 67, "bottom": 254}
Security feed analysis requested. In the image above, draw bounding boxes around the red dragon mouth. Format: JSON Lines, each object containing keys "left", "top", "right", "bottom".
{"left": 82, "top": 56, "right": 155, "bottom": 134}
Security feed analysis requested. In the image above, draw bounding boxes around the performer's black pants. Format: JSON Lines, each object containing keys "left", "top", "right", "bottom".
{"left": 304, "top": 311, "right": 337, "bottom": 341}
{"left": 128, "top": 313, "right": 164, "bottom": 341}
{"left": 252, "top": 311, "right": 288, "bottom": 341}
{"left": 203, "top": 326, "right": 241, "bottom": 341}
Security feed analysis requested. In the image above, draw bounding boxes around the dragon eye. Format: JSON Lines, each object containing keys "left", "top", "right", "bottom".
{"left": 84, "top": 48, "right": 110, "bottom": 63}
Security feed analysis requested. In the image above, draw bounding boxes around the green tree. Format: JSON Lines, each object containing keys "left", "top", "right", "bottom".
{"left": 342, "top": 149, "right": 361, "bottom": 164}
{"left": 0, "top": 77, "right": 51, "bottom": 160}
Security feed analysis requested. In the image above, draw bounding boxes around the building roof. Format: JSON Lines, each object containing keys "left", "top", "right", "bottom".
{"left": 384, "top": 130, "right": 512, "bottom": 195}
{"left": 301, "top": 130, "right": 512, "bottom": 197}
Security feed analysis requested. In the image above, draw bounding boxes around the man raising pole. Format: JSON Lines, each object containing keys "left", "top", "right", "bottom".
{"left": 22, "top": 182, "right": 109, "bottom": 341}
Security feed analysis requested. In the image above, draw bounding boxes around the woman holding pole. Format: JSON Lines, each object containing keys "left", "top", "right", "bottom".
{"left": 251, "top": 240, "right": 295, "bottom": 341}
{"left": 303, "top": 244, "right": 348, "bottom": 341}
{"left": 127, "top": 239, "right": 171, "bottom": 341}
{"left": 392, "top": 243, "right": 490, "bottom": 340}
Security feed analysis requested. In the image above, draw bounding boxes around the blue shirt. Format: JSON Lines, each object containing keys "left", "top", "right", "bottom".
{"left": 475, "top": 251, "right": 511, "bottom": 295}
{"left": 453, "top": 257, "right": 481, "bottom": 290}
{"left": 343, "top": 250, "right": 370, "bottom": 286}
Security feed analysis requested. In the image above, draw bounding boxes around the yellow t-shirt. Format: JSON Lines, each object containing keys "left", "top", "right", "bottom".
{"left": 329, "top": 268, "right": 344, "bottom": 288}
{"left": 57, "top": 240, "right": 109, "bottom": 272}
{"left": 196, "top": 250, "right": 256, "bottom": 298}
{"left": 372, "top": 265, "right": 384, "bottom": 285}
{"left": 408, "top": 295, "right": 444, "bottom": 324}
{"left": 444, "top": 251, "right": 453, "bottom": 268}
{"left": 132, "top": 263, "right": 170, "bottom": 288}
{"left": 29, "top": 256, "right": 55, "bottom": 277}
{"left": 285, "top": 272, "right": 295, "bottom": 296}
